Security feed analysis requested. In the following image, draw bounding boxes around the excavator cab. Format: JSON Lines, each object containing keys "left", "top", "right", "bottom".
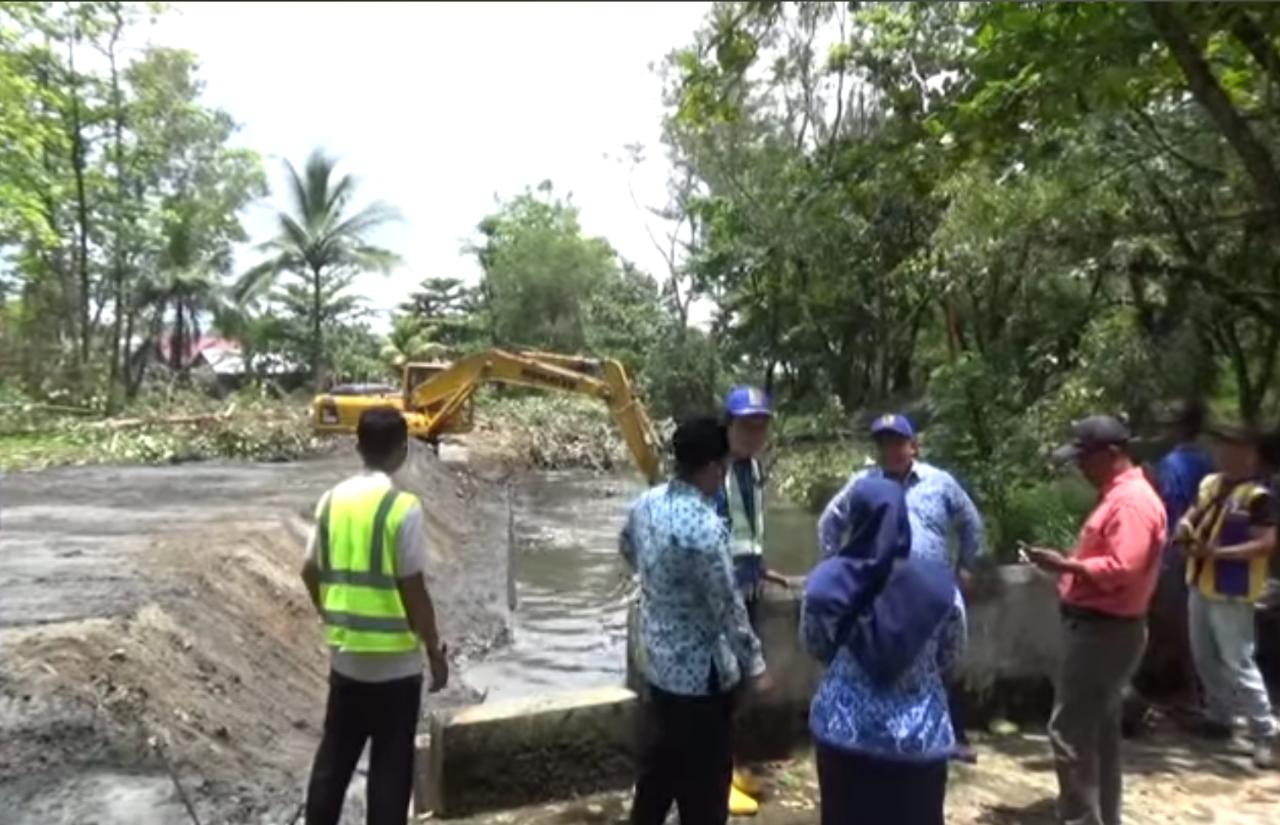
{"left": 311, "top": 362, "right": 474, "bottom": 437}
{"left": 403, "top": 362, "right": 474, "bottom": 434}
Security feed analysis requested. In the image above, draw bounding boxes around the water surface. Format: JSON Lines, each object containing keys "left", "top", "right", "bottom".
{"left": 465, "top": 473, "right": 819, "bottom": 702}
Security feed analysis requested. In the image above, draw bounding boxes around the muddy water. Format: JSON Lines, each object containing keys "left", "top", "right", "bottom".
{"left": 466, "top": 473, "right": 819, "bottom": 702}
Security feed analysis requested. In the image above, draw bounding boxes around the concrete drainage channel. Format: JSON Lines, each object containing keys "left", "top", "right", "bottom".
{"left": 417, "top": 567, "right": 1066, "bottom": 819}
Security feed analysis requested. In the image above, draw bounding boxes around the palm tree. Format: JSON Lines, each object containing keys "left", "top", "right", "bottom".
{"left": 381, "top": 314, "right": 447, "bottom": 370}
{"left": 137, "top": 209, "right": 228, "bottom": 375}
{"left": 238, "top": 148, "right": 400, "bottom": 386}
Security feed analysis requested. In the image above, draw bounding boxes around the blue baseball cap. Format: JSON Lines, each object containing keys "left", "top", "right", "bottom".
{"left": 870, "top": 413, "right": 914, "bottom": 440}
{"left": 724, "top": 385, "right": 773, "bottom": 418}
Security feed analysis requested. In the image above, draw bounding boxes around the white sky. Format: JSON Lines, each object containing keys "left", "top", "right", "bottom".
{"left": 147, "top": 1, "right": 713, "bottom": 330}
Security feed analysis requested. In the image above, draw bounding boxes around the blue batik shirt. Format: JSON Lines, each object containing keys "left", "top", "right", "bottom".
{"left": 620, "top": 481, "right": 766, "bottom": 696}
{"left": 819, "top": 462, "right": 985, "bottom": 570}
{"left": 804, "top": 588, "right": 966, "bottom": 761}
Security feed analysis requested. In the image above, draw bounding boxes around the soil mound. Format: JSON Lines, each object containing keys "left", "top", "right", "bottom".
{"left": 0, "top": 444, "right": 511, "bottom": 823}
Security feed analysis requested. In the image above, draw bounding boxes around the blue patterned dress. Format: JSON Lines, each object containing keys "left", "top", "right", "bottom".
{"left": 804, "top": 592, "right": 966, "bottom": 761}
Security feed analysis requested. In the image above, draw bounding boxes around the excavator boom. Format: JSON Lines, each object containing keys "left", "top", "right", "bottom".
{"left": 313, "top": 349, "right": 662, "bottom": 484}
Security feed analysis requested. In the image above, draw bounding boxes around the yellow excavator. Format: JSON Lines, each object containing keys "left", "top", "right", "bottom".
{"left": 312, "top": 348, "right": 663, "bottom": 484}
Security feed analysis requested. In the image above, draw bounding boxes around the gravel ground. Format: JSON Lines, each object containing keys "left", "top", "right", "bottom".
{"left": 445, "top": 728, "right": 1280, "bottom": 825}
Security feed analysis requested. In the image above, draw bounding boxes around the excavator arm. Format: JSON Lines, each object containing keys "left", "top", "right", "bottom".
{"left": 405, "top": 349, "right": 662, "bottom": 485}
{"left": 314, "top": 348, "right": 663, "bottom": 485}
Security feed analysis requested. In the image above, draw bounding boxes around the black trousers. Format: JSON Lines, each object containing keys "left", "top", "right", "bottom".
{"left": 631, "top": 682, "right": 735, "bottom": 825}
{"left": 305, "top": 671, "right": 423, "bottom": 825}
{"left": 816, "top": 743, "right": 948, "bottom": 825}
{"left": 946, "top": 678, "right": 970, "bottom": 745}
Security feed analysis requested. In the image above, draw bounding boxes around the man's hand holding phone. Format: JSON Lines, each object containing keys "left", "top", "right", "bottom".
{"left": 1018, "top": 541, "right": 1070, "bottom": 573}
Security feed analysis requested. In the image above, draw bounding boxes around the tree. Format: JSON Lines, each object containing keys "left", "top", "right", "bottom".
{"left": 583, "top": 261, "right": 667, "bottom": 375}
{"left": 381, "top": 314, "right": 447, "bottom": 370}
{"left": 137, "top": 219, "right": 224, "bottom": 374}
{"left": 0, "top": 3, "right": 264, "bottom": 402}
{"left": 653, "top": 1, "right": 1280, "bottom": 555}
{"left": 397, "top": 275, "right": 487, "bottom": 353}
{"left": 470, "top": 181, "right": 619, "bottom": 353}
{"left": 238, "top": 148, "right": 400, "bottom": 387}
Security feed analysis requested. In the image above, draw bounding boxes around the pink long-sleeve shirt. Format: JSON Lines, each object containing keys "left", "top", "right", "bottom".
{"left": 1059, "top": 466, "right": 1168, "bottom": 618}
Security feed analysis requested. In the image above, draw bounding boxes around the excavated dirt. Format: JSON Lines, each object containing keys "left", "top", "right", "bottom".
{"left": 0, "top": 442, "right": 512, "bottom": 824}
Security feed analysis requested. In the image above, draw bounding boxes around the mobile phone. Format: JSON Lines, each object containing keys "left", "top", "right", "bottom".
{"left": 1016, "top": 541, "right": 1032, "bottom": 564}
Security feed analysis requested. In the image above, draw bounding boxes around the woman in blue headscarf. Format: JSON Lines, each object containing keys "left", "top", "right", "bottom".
{"left": 802, "top": 477, "right": 965, "bottom": 825}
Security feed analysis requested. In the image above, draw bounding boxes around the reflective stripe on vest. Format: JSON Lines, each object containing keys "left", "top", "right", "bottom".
{"left": 1185, "top": 473, "right": 1271, "bottom": 603}
{"left": 317, "top": 474, "right": 419, "bottom": 653}
{"left": 725, "top": 460, "right": 765, "bottom": 559}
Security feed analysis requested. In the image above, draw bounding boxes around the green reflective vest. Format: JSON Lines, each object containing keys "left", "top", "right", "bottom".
{"left": 316, "top": 474, "right": 420, "bottom": 653}
{"left": 725, "top": 459, "right": 765, "bottom": 560}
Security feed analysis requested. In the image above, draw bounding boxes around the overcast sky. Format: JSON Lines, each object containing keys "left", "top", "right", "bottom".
{"left": 147, "top": 1, "right": 712, "bottom": 328}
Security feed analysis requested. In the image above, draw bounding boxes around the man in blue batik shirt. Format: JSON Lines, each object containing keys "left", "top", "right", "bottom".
{"left": 620, "top": 417, "right": 769, "bottom": 825}
{"left": 818, "top": 413, "right": 986, "bottom": 762}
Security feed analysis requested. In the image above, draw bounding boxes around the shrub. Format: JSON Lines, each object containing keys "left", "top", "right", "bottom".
{"left": 991, "top": 477, "right": 1096, "bottom": 563}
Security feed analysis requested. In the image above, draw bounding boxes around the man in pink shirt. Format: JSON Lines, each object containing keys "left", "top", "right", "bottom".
{"left": 1024, "top": 415, "right": 1167, "bottom": 825}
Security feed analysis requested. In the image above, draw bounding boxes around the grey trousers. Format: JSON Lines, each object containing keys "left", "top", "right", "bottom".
{"left": 1048, "top": 610, "right": 1147, "bottom": 825}
{"left": 1188, "top": 591, "right": 1278, "bottom": 740}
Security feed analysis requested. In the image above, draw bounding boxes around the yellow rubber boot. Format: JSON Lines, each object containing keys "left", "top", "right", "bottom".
{"left": 732, "top": 768, "right": 763, "bottom": 797}
{"left": 729, "top": 782, "right": 759, "bottom": 816}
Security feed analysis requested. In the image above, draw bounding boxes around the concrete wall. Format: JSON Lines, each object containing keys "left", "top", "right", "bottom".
{"left": 417, "top": 687, "right": 637, "bottom": 819}
{"left": 959, "top": 564, "right": 1062, "bottom": 714}
{"left": 626, "top": 566, "right": 1063, "bottom": 729}
{"left": 420, "top": 565, "right": 1064, "bottom": 818}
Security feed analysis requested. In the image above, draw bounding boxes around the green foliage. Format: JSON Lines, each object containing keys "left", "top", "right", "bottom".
{"left": 996, "top": 478, "right": 1097, "bottom": 563}
{"left": 474, "top": 392, "right": 632, "bottom": 474}
{"left": 470, "top": 182, "right": 619, "bottom": 353}
{"left": 238, "top": 148, "right": 400, "bottom": 386}
{"left": 658, "top": 0, "right": 1280, "bottom": 535}
{"left": 0, "top": 3, "right": 266, "bottom": 407}
{"left": 771, "top": 441, "right": 866, "bottom": 514}
{"left": 639, "top": 324, "right": 723, "bottom": 421}
{"left": 394, "top": 276, "right": 488, "bottom": 359}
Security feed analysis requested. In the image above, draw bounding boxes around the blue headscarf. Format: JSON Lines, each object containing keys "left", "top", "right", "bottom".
{"left": 803, "top": 477, "right": 958, "bottom": 684}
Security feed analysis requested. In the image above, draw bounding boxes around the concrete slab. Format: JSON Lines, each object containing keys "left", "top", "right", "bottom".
{"left": 417, "top": 687, "right": 637, "bottom": 818}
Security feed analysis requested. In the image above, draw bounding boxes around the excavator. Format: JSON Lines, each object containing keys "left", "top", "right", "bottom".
{"left": 312, "top": 348, "right": 663, "bottom": 484}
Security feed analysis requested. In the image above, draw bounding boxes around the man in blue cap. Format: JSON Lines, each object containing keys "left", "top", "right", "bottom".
{"left": 716, "top": 384, "right": 784, "bottom": 816}
{"left": 818, "top": 412, "right": 986, "bottom": 762}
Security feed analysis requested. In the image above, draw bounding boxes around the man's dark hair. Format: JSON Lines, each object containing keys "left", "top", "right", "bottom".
{"left": 672, "top": 416, "right": 729, "bottom": 477}
{"left": 1259, "top": 428, "right": 1280, "bottom": 473}
{"left": 357, "top": 407, "right": 409, "bottom": 463}
{"left": 1170, "top": 399, "right": 1207, "bottom": 440}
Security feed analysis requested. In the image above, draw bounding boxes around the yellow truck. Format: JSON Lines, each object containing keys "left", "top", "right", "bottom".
{"left": 312, "top": 348, "right": 662, "bottom": 484}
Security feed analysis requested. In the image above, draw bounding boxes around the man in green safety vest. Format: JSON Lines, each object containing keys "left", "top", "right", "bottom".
{"left": 716, "top": 385, "right": 782, "bottom": 817}
{"left": 301, "top": 407, "right": 449, "bottom": 825}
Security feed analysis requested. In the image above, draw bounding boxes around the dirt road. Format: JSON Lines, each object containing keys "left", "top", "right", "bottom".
{"left": 0, "top": 444, "right": 511, "bottom": 824}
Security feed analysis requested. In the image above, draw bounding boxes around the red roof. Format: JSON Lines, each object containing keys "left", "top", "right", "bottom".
{"left": 157, "top": 335, "right": 241, "bottom": 367}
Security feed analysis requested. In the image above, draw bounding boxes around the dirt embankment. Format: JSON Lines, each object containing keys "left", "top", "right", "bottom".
{"left": 0, "top": 442, "right": 512, "bottom": 824}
